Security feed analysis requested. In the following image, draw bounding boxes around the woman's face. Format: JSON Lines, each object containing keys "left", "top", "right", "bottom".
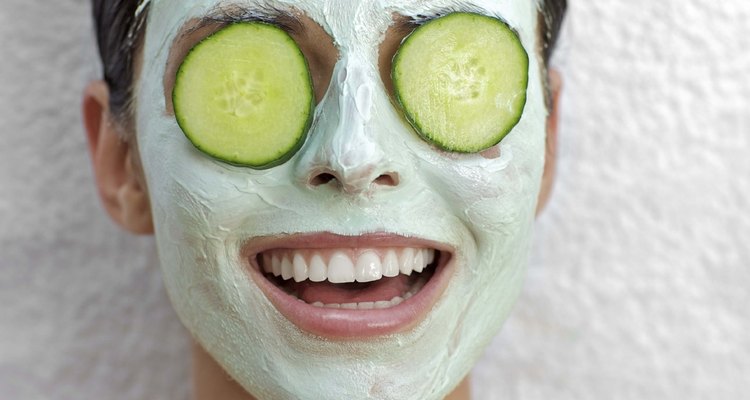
{"left": 135, "top": 0, "right": 547, "bottom": 398}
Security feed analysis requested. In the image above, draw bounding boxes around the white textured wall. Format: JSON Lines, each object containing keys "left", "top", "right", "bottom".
{"left": 1, "top": 1, "right": 748, "bottom": 399}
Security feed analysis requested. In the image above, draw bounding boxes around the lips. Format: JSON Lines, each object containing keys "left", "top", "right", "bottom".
{"left": 244, "top": 234, "right": 454, "bottom": 338}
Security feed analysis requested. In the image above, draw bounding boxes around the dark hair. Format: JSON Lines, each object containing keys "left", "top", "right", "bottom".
{"left": 92, "top": 0, "right": 150, "bottom": 128}
{"left": 92, "top": 0, "right": 567, "bottom": 125}
{"left": 538, "top": 0, "right": 566, "bottom": 65}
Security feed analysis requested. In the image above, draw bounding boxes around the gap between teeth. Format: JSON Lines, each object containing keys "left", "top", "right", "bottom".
{"left": 260, "top": 247, "right": 437, "bottom": 284}
{"left": 294, "top": 275, "right": 428, "bottom": 309}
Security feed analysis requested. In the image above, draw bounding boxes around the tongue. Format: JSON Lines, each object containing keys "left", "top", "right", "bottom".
{"left": 289, "top": 275, "right": 414, "bottom": 304}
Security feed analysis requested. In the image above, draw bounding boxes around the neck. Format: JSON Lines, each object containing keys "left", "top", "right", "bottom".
{"left": 193, "top": 342, "right": 471, "bottom": 400}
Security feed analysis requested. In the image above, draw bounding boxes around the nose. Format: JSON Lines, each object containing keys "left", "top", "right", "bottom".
{"left": 296, "top": 58, "right": 401, "bottom": 195}
{"left": 308, "top": 167, "right": 399, "bottom": 193}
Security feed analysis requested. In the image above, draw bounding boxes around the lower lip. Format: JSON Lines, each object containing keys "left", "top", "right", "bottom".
{"left": 246, "top": 253, "right": 453, "bottom": 339}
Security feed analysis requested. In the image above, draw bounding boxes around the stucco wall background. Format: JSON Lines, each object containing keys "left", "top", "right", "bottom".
{"left": 1, "top": 0, "right": 748, "bottom": 399}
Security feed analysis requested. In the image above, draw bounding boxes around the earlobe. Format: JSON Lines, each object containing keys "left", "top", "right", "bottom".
{"left": 82, "top": 80, "right": 154, "bottom": 234}
{"left": 536, "top": 68, "right": 562, "bottom": 215}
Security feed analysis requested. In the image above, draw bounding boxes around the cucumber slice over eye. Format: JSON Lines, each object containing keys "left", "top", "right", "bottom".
{"left": 392, "top": 13, "right": 529, "bottom": 153}
{"left": 173, "top": 22, "right": 314, "bottom": 168}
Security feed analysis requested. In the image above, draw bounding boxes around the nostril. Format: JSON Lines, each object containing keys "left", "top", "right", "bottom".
{"left": 374, "top": 172, "right": 399, "bottom": 187}
{"left": 307, "top": 170, "right": 400, "bottom": 190}
{"left": 309, "top": 172, "right": 337, "bottom": 187}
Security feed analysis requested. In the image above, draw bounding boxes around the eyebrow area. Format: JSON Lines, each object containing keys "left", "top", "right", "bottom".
{"left": 404, "top": 1, "right": 498, "bottom": 24}
{"left": 179, "top": 4, "right": 304, "bottom": 38}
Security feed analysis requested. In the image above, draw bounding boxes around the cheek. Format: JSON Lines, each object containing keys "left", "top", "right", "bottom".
{"left": 420, "top": 151, "right": 539, "bottom": 234}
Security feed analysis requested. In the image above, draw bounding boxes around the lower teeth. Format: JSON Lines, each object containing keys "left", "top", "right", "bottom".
{"left": 295, "top": 275, "right": 428, "bottom": 310}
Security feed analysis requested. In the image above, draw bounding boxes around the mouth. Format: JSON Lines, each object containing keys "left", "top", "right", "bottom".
{"left": 245, "top": 233, "right": 454, "bottom": 338}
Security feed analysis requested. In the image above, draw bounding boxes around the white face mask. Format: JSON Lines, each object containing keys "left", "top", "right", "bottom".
{"left": 135, "top": 0, "right": 547, "bottom": 399}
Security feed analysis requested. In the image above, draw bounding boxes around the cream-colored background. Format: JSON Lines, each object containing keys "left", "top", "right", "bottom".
{"left": 1, "top": 0, "right": 748, "bottom": 399}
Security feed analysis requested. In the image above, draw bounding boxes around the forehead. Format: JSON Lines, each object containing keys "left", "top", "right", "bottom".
{"left": 145, "top": 0, "right": 540, "bottom": 53}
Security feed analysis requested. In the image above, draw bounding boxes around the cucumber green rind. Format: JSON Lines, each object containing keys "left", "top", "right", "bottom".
{"left": 173, "top": 22, "right": 314, "bottom": 169}
{"left": 392, "top": 13, "right": 529, "bottom": 153}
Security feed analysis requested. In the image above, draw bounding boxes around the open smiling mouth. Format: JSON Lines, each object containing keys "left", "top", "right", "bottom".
{"left": 246, "top": 235, "right": 454, "bottom": 338}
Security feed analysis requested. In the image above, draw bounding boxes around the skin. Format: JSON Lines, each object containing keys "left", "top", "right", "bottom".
{"left": 82, "top": 1, "right": 562, "bottom": 398}
{"left": 193, "top": 342, "right": 472, "bottom": 400}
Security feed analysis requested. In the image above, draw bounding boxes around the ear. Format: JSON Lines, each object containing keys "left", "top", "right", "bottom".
{"left": 82, "top": 80, "right": 154, "bottom": 234}
{"left": 536, "top": 68, "right": 562, "bottom": 215}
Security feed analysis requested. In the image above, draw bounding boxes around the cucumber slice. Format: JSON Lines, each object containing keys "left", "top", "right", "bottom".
{"left": 392, "top": 13, "right": 529, "bottom": 153}
{"left": 173, "top": 22, "right": 314, "bottom": 168}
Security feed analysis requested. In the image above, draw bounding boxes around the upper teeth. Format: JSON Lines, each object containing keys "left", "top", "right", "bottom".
{"left": 260, "top": 248, "right": 436, "bottom": 283}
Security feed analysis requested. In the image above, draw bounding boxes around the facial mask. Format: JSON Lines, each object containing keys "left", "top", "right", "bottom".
{"left": 135, "top": 0, "right": 547, "bottom": 399}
